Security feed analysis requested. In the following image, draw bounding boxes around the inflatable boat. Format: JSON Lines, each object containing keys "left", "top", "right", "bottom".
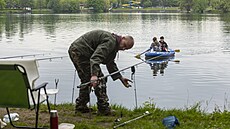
{"left": 145, "top": 49, "right": 175, "bottom": 59}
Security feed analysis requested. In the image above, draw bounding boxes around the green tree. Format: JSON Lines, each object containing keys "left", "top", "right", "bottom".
{"left": 59, "top": 0, "right": 79, "bottom": 13}
{"left": 33, "top": 0, "right": 48, "bottom": 9}
{"left": 18, "top": 0, "right": 32, "bottom": 8}
{"left": 142, "top": 0, "right": 178, "bottom": 7}
{"left": 87, "top": 0, "right": 105, "bottom": 12}
{"left": 168, "top": 0, "right": 179, "bottom": 7}
{"left": 218, "top": 0, "right": 230, "bottom": 13}
{"left": 159, "top": 0, "right": 167, "bottom": 7}
{"left": 110, "top": 0, "right": 118, "bottom": 8}
{"left": 104, "top": 0, "right": 111, "bottom": 11}
{"left": 5, "top": 0, "right": 19, "bottom": 8}
{"left": 0, "top": 0, "right": 6, "bottom": 9}
{"left": 210, "top": 0, "right": 220, "bottom": 10}
{"left": 79, "top": 0, "right": 87, "bottom": 2}
{"left": 192, "top": 0, "right": 208, "bottom": 13}
{"left": 47, "top": 0, "right": 60, "bottom": 12}
{"left": 59, "top": 0, "right": 71, "bottom": 12}
{"left": 141, "top": 0, "right": 152, "bottom": 7}
{"left": 150, "top": 0, "right": 160, "bottom": 7}
{"left": 179, "top": 0, "right": 193, "bottom": 12}
{"left": 70, "top": 0, "right": 80, "bottom": 12}
{"left": 119, "top": 0, "right": 130, "bottom": 5}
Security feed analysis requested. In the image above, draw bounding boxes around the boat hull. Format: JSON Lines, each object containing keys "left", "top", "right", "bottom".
{"left": 145, "top": 49, "right": 175, "bottom": 59}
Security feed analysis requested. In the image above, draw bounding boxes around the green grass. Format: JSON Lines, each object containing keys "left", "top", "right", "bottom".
{"left": 0, "top": 9, "right": 53, "bottom": 14}
{"left": 0, "top": 9, "right": 25, "bottom": 13}
{"left": 1, "top": 101, "right": 230, "bottom": 129}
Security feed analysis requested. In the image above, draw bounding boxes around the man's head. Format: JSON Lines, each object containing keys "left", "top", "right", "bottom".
{"left": 160, "top": 36, "right": 164, "bottom": 42}
{"left": 119, "top": 36, "right": 134, "bottom": 50}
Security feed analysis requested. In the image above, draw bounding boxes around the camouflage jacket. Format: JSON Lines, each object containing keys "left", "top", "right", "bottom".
{"left": 70, "top": 30, "right": 122, "bottom": 80}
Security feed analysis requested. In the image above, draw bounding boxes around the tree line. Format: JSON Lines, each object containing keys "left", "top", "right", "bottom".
{"left": 0, "top": 0, "right": 230, "bottom": 13}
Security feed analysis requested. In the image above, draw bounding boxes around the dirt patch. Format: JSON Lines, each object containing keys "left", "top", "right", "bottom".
{"left": 0, "top": 106, "right": 114, "bottom": 129}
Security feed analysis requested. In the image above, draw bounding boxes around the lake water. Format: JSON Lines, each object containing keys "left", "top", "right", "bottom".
{"left": 1, "top": 13, "right": 230, "bottom": 112}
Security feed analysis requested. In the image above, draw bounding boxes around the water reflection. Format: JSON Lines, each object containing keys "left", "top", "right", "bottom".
{"left": 220, "top": 13, "right": 230, "bottom": 33}
{"left": 1, "top": 13, "right": 230, "bottom": 41}
{"left": 145, "top": 57, "right": 172, "bottom": 77}
{"left": 220, "top": 14, "right": 230, "bottom": 52}
{"left": 0, "top": 14, "right": 60, "bottom": 40}
{"left": 1, "top": 13, "right": 230, "bottom": 111}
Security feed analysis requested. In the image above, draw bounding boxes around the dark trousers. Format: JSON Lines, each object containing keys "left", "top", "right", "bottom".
{"left": 68, "top": 47, "right": 110, "bottom": 112}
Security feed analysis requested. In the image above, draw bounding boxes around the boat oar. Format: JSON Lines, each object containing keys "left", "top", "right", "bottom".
{"left": 135, "top": 48, "right": 150, "bottom": 59}
{"left": 174, "top": 49, "right": 180, "bottom": 52}
{"left": 172, "top": 59, "right": 180, "bottom": 63}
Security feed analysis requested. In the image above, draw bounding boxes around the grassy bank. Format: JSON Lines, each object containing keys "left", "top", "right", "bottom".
{"left": 110, "top": 7, "right": 180, "bottom": 13}
{"left": 0, "top": 8, "right": 179, "bottom": 14}
{"left": 0, "top": 9, "right": 28, "bottom": 14}
{"left": 0, "top": 9, "right": 53, "bottom": 14}
{"left": 112, "top": 7, "right": 179, "bottom": 11}
{"left": 1, "top": 102, "right": 230, "bottom": 129}
{"left": 32, "top": 9, "right": 53, "bottom": 14}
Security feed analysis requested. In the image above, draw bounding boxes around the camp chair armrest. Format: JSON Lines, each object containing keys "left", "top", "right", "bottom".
{"left": 32, "top": 82, "right": 48, "bottom": 91}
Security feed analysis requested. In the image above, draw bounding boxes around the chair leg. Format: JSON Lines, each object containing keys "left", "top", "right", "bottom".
{"left": 36, "top": 90, "right": 41, "bottom": 128}
{"left": 35, "top": 89, "right": 50, "bottom": 129}
{"left": 43, "top": 87, "right": 51, "bottom": 113}
{"left": 6, "top": 108, "right": 47, "bottom": 129}
{"left": 44, "top": 89, "right": 51, "bottom": 113}
{"left": 5, "top": 90, "right": 50, "bottom": 129}
{"left": 6, "top": 107, "right": 17, "bottom": 128}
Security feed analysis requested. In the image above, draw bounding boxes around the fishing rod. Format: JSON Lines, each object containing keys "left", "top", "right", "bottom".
{"left": 71, "top": 70, "right": 77, "bottom": 104}
{"left": 113, "top": 111, "right": 151, "bottom": 129}
{"left": 77, "top": 54, "right": 166, "bottom": 88}
{"left": 36, "top": 56, "right": 68, "bottom": 61}
{"left": 131, "top": 66, "right": 138, "bottom": 109}
{"left": 77, "top": 48, "right": 181, "bottom": 88}
{"left": 0, "top": 53, "right": 49, "bottom": 59}
{"left": 54, "top": 79, "right": 59, "bottom": 108}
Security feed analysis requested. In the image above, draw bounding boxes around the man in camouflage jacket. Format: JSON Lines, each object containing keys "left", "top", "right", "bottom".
{"left": 68, "top": 30, "right": 134, "bottom": 115}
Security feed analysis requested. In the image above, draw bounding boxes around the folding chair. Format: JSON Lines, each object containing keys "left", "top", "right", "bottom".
{"left": 0, "top": 59, "right": 53, "bottom": 129}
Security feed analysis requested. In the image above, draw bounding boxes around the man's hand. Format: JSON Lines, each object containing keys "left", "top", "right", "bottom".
{"left": 120, "top": 77, "right": 133, "bottom": 88}
{"left": 90, "top": 75, "right": 99, "bottom": 87}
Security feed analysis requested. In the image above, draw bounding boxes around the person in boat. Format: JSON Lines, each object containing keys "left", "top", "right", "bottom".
{"left": 68, "top": 30, "right": 134, "bottom": 116}
{"left": 150, "top": 37, "right": 160, "bottom": 51}
{"left": 159, "top": 36, "right": 168, "bottom": 52}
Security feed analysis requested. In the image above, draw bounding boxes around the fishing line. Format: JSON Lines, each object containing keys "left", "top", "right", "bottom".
{"left": 77, "top": 54, "right": 166, "bottom": 88}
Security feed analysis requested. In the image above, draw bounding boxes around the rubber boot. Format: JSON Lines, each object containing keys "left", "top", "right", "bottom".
{"left": 75, "top": 85, "right": 91, "bottom": 114}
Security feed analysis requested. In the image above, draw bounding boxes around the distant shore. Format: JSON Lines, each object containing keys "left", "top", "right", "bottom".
{"left": 0, "top": 7, "right": 184, "bottom": 14}
{"left": 0, "top": 7, "right": 221, "bottom": 14}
